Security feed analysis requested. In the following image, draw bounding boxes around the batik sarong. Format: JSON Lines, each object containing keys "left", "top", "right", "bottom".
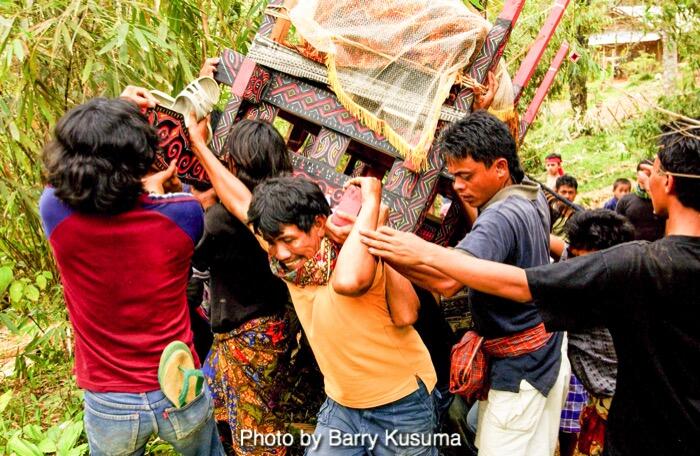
{"left": 203, "top": 314, "right": 290, "bottom": 455}
{"left": 578, "top": 394, "right": 612, "bottom": 455}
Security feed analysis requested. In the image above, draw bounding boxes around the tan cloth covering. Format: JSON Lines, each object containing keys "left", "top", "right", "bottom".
{"left": 288, "top": 0, "right": 515, "bottom": 168}
{"left": 286, "top": 261, "right": 437, "bottom": 408}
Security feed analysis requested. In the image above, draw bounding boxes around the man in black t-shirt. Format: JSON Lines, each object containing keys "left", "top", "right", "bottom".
{"left": 616, "top": 159, "right": 666, "bottom": 241}
{"left": 361, "top": 122, "right": 700, "bottom": 456}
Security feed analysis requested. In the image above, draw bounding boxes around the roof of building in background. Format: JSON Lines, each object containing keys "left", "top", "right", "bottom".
{"left": 589, "top": 30, "right": 661, "bottom": 46}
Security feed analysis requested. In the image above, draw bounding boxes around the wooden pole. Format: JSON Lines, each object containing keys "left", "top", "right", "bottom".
{"left": 512, "top": 0, "right": 571, "bottom": 105}
{"left": 519, "top": 42, "right": 570, "bottom": 142}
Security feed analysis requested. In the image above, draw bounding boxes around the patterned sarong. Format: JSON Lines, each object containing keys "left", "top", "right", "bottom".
{"left": 203, "top": 315, "right": 290, "bottom": 455}
{"left": 577, "top": 394, "right": 612, "bottom": 455}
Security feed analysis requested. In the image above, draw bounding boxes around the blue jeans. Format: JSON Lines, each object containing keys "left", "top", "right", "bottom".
{"left": 83, "top": 388, "right": 224, "bottom": 456}
{"left": 307, "top": 380, "right": 438, "bottom": 456}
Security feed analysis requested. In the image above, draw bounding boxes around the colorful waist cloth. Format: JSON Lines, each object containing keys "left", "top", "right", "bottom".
{"left": 578, "top": 394, "right": 612, "bottom": 456}
{"left": 449, "top": 322, "right": 553, "bottom": 401}
{"left": 560, "top": 373, "right": 589, "bottom": 433}
{"left": 202, "top": 314, "right": 290, "bottom": 456}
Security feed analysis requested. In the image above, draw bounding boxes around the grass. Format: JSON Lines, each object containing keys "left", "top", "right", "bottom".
{"left": 522, "top": 76, "right": 664, "bottom": 206}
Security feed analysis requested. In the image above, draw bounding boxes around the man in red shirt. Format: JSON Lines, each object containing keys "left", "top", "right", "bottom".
{"left": 39, "top": 88, "right": 223, "bottom": 455}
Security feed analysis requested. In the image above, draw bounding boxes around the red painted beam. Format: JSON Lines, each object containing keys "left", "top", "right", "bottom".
{"left": 519, "top": 41, "right": 570, "bottom": 142}
{"left": 454, "top": 0, "right": 528, "bottom": 112}
{"left": 512, "top": 0, "right": 571, "bottom": 105}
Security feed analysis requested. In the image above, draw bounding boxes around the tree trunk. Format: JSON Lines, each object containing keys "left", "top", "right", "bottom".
{"left": 661, "top": 31, "right": 678, "bottom": 92}
{"left": 568, "top": 0, "right": 591, "bottom": 121}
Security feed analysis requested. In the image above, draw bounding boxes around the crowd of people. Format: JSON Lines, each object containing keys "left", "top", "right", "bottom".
{"left": 38, "top": 70, "right": 699, "bottom": 456}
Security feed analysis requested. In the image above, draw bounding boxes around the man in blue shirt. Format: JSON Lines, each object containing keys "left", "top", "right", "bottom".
{"left": 383, "top": 111, "right": 568, "bottom": 455}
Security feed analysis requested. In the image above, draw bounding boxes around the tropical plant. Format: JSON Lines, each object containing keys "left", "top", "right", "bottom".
{"left": 0, "top": 0, "right": 266, "bottom": 451}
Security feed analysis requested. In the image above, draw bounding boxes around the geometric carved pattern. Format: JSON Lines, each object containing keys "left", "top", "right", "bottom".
{"left": 263, "top": 72, "right": 400, "bottom": 157}
{"left": 211, "top": 95, "right": 243, "bottom": 157}
{"left": 244, "top": 102, "right": 278, "bottom": 122}
{"left": 308, "top": 128, "right": 351, "bottom": 168}
{"left": 291, "top": 153, "right": 350, "bottom": 208}
{"left": 258, "top": 0, "right": 283, "bottom": 37}
{"left": 431, "top": 190, "right": 465, "bottom": 247}
{"left": 387, "top": 141, "right": 445, "bottom": 232}
{"left": 215, "top": 49, "right": 247, "bottom": 87}
{"left": 385, "top": 160, "right": 419, "bottom": 198}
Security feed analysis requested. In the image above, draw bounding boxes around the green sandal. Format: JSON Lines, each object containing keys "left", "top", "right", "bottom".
{"left": 158, "top": 341, "right": 204, "bottom": 408}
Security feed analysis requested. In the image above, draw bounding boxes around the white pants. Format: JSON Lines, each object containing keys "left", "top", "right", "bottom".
{"left": 475, "top": 342, "right": 571, "bottom": 456}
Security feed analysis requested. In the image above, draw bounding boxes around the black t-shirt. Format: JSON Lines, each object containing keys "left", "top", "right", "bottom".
{"left": 526, "top": 236, "right": 700, "bottom": 456}
{"left": 616, "top": 193, "right": 665, "bottom": 241}
{"left": 192, "top": 203, "right": 289, "bottom": 333}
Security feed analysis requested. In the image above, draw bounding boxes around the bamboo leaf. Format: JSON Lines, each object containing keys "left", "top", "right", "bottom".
{"left": 13, "top": 38, "right": 25, "bottom": 62}
{"left": 133, "top": 27, "right": 150, "bottom": 52}
{"left": 80, "top": 56, "right": 93, "bottom": 84}
{"left": 0, "top": 264, "right": 13, "bottom": 295}
{"left": 0, "top": 390, "right": 12, "bottom": 413}
{"left": 9, "top": 121, "right": 20, "bottom": 142}
{"left": 115, "top": 22, "right": 129, "bottom": 48}
{"left": 96, "top": 36, "right": 118, "bottom": 55}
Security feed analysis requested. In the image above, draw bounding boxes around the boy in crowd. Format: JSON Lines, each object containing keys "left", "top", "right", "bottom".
{"left": 361, "top": 120, "right": 700, "bottom": 456}
{"left": 545, "top": 153, "right": 565, "bottom": 189}
{"left": 603, "top": 178, "right": 631, "bottom": 211}
{"left": 616, "top": 160, "right": 665, "bottom": 241}
{"left": 549, "top": 174, "right": 580, "bottom": 238}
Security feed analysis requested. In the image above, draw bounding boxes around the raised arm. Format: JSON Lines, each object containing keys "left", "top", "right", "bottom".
{"left": 331, "top": 177, "right": 381, "bottom": 296}
{"left": 188, "top": 115, "right": 252, "bottom": 224}
{"left": 361, "top": 226, "right": 532, "bottom": 303}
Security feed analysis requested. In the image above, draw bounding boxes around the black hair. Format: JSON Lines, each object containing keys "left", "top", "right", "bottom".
{"left": 223, "top": 119, "right": 292, "bottom": 190}
{"left": 658, "top": 121, "right": 700, "bottom": 211}
{"left": 248, "top": 176, "right": 331, "bottom": 239}
{"left": 42, "top": 98, "right": 157, "bottom": 214}
{"left": 636, "top": 158, "right": 653, "bottom": 172}
{"left": 545, "top": 153, "right": 562, "bottom": 161}
{"left": 555, "top": 174, "right": 578, "bottom": 191}
{"left": 565, "top": 209, "right": 635, "bottom": 251}
{"left": 439, "top": 110, "right": 524, "bottom": 183}
{"left": 612, "top": 178, "right": 631, "bottom": 190}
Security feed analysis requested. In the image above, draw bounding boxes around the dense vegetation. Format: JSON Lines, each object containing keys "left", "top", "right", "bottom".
{"left": 0, "top": 0, "right": 697, "bottom": 453}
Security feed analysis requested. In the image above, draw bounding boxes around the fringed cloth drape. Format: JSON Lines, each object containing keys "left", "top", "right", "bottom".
{"left": 288, "top": 0, "right": 516, "bottom": 169}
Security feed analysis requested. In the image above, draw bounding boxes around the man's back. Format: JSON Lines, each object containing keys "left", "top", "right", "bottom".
{"left": 40, "top": 188, "right": 203, "bottom": 392}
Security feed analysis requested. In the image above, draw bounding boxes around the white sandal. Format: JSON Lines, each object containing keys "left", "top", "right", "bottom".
{"left": 173, "top": 76, "right": 220, "bottom": 121}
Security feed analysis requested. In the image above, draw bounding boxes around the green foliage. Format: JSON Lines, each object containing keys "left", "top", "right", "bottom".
{"left": 4, "top": 417, "right": 87, "bottom": 456}
{"left": 641, "top": 1, "right": 700, "bottom": 70}
{"left": 0, "top": 0, "right": 266, "bottom": 452}
{"left": 490, "top": 0, "right": 610, "bottom": 111}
